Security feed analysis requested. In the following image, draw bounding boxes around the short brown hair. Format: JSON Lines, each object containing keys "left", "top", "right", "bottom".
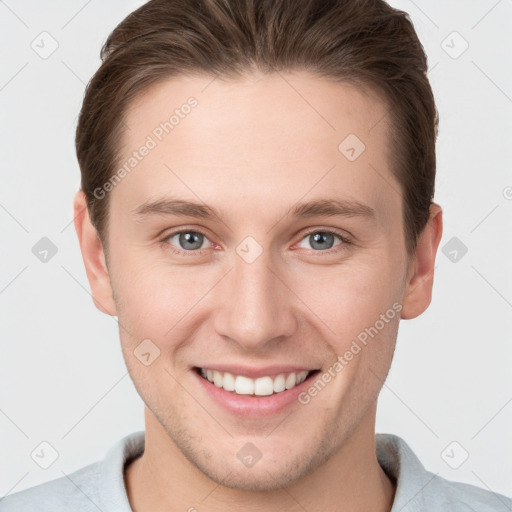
{"left": 76, "top": 0, "right": 438, "bottom": 257}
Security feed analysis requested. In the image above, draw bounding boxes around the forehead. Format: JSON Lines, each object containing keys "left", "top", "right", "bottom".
{"left": 113, "top": 71, "right": 399, "bottom": 226}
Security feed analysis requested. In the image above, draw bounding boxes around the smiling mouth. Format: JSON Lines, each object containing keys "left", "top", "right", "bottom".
{"left": 194, "top": 367, "right": 321, "bottom": 396}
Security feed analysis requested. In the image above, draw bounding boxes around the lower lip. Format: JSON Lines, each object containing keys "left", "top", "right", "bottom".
{"left": 193, "top": 368, "right": 320, "bottom": 418}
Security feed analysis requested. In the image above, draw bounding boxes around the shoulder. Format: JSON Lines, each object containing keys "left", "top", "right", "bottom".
{"left": 376, "top": 433, "right": 512, "bottom": 512}
{"left": 426, "top": 472, "right": 512, "bottom": 511}
{"left": 0, "top": 461, "right": 102, "bottom": 512}
{"left": 0, "top": 431, "right": 144, "bottom": 512}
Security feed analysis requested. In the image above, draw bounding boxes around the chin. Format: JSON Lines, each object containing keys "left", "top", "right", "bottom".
{"left": 181, "top": 433, "right": 334, "bottom": 493}
{"left": 198, "top": 461, "right": 309, "bottom": 492}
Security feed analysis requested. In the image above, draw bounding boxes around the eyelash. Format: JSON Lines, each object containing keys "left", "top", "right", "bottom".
{"left": 160, "top": 227, "right": 352, "bottom": 257}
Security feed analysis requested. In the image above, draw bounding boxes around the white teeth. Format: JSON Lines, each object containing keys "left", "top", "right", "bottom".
{"left": 297, "top": 370, "right": 308, "bottom": 384}
{"left": 199, "top": 368, "right": 312, "bottom": 396}
{"left": 285, "top": 372, "right": 296, "bottom": 389}
{"left": 222, "top": 371, "right": 235, "bottom": 391}
{"left": 273, "top": 374, "right": 286, "bottom": 392}
{"left": 254, "top": 376, "right": 274, "bottom": 396}
{"left": 213, "top": 370, "right": 223, "bottom": 387}
{"left": 235, "top": 375, "right": 254, "bottom": 395}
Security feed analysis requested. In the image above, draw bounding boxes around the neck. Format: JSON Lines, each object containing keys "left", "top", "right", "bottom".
{"left": 125, "top": 407, "right": 395, "bottom": 512}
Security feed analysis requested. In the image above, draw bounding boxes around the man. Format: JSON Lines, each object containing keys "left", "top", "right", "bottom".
{"left": 1, "top": 0, "right": 511, "bottom": 510}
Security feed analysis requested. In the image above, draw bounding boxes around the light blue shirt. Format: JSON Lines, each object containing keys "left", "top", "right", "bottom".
{"left": 1, "top": 431, "right": 511, "bottom": 511}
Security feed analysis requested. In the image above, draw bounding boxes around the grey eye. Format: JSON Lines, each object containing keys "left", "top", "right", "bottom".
{"left": 168, "top": 231, "right": 208, "bottom": 251}
{"left": 297, "top": 231, "right": 343, "bottom": 251}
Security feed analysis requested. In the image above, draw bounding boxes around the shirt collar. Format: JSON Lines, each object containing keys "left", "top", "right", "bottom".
{"left": 376, "top": 433, "right": 434, "bottom": 511}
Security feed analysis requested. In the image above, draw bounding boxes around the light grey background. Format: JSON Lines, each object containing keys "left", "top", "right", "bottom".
{"left": 1, "top": 0, "right": 511, "bottom": 500}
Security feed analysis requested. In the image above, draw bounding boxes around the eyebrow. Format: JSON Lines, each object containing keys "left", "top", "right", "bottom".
{"left": 131, "top": 197, "right": 376, "bottom": 223}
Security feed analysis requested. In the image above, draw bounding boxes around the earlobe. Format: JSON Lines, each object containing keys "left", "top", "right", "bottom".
{"left": 73, "top": 190, "right": 117, "bottom": 316}
{"left": 400, "top": 203, "right": 443, "bottom": 320}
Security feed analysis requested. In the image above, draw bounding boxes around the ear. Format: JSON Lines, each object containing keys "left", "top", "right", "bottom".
{"left": 73, "top": 190, "right": 117, "bottom": 316}
{"left": 400, "top": 202, "right": 443, "bottom": 320}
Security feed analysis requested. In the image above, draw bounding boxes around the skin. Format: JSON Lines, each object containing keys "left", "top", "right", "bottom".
{"left": 73, "top": 70, "right": 443, "bottom": 512}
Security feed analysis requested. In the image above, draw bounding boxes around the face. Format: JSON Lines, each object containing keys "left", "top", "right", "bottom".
{"left": 97, "top": 71, "right": 414, "bottom": 490}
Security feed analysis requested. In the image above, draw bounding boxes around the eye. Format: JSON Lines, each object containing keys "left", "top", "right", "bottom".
{"left": 295, "top": 229, "right": 350, "bottom": 254}
{"left": 163, "top": 229, "right": 213, "bottom": 256}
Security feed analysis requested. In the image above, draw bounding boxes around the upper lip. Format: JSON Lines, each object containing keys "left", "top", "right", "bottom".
{"left": 194, "top": 364, "right": 320, "bottom": 379}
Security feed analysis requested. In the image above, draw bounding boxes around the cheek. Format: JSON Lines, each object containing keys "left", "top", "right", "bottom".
{"left": 111, "top": 250, "right": 206, "bottom": 334}
{"left": 113, "top": 265, "right": 192, "bottom": 403}
{"left": 292, "top": 253, "right": 402, "bottom": 389}
{"left": 293, "top": 257, "right": 399, "bottom": 334}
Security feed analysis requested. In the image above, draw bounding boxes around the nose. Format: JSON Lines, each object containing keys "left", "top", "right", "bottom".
{"left": 212, "top": 247, "right": 298, "bottom": 351}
